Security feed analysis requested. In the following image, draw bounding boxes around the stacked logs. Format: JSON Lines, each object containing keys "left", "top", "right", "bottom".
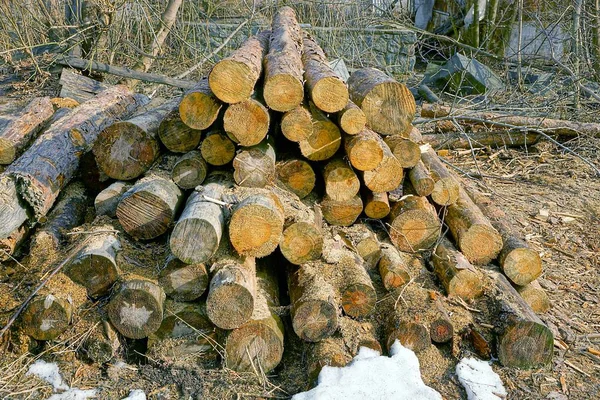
{"left": 0, "top": 6, "right": 553, "bottom": 383}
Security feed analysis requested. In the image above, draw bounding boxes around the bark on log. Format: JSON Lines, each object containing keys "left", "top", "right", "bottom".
{"left": 200, "top": 130, "right": 236, "bottom": 166}
{"left": 223, "top": 96, "right": 270, "bottom": 147}
{"left": 337, "top": 100, "right": 366, "bottom": 135}
{"left": 516, "top": 280, "right": 550, "bottom": 314}
{"left": 276, "top": 159, "right": 315, "bottom": 199}
{"left": 307, "top": 336, "right": 352, "bottom": 381}
{"left": 59, "top": 68, "right": 111, "bottom": 103}
{"left": 347, "top": 68, "right": 416, "bottom": 136}
{"left": 233, "top": 138, "right": 276, "bottom": 188}
{"left": 281, "top": 103, "right": 313, "bottom": 143}
{"left": 0, "top": 224, "right": 29, "bottom": 262}
{"left": 344, "top": 128, "right": 384, "bottom": 171}
{"left": 422, "top": 131, "right": 541, "bottom": 150}
{"left": 95, "top": 181, "right": 131, "bottom": 218}
{"left": 364, "top": 191, "right": 390, "bottom": 219}
{"left": 388, "top": 194, "right": 441, "bottom": 253}
{"left": 338, "top": 254, "right": 377, "bottom": 318}
{"left": 408, "top": 161, "right": 435, "bottom": 197}
{"left": 378, "top": 244, "right": 417, "bottom": 291}
{"left": 0, "top": 97, "right": 55, "bottom": 165}
{"left": 298, "top": 103, "right": 341, "bottom": 161}
{"left": 82, "top": 315, "right": 121, "bottom": 364}
{"left": 432, "top": 237, "right": 484, "bottom": 300}
{"left": 116, "top": 175, "right": 183, "bottom": 240}
{"left": 179, "top": 78, "right": 222, "bottom": 130}
{"left": 171, "top": 150, "right": 208, "bottom": 190}
{"left": 263, "top": 7, "right": 304, "bottom": 112}
{"left": 158, "top": 109, "right": 202, "bottom": 153}
{"left": 152, "top": 300, "right": 212, "bottom": 340}
{"left": 420, "top": 146, "right": 460, "bottom": 206}
{"left": 323, "top": 158, "right": 360, "bottom": 201}
{"left": 159, "top": 255, "right": 208, "bottom": 302}
{"left": 107, "top": 278, "right": 166, "bottom": 339}
{"left": 209, "top": 30, "right": 270, "bottom": 104}
{"left": 288, "top": 263, "right": 339, "bottom": 342}
{"left": 321, "top": 194, "right": 363, "bottom": 227}
{"left": 301, "top": 33, "right": 348, "bottom": 113}
{"left": 445, "top": 190, "right": 503, "bottom": 265}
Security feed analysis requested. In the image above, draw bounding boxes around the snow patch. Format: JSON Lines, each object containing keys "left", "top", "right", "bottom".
{"left": 292, "top": 341, "right": 442, "bottom": 400}
{"left": 26, "top": 360, "right": 97, "bottom": 400}
{"left": 121, "top": 389, "right": 147, "bottom": 400}
{"left": 48, "top": 389, "right": 97, "bottom": 400}
{"left": 456, "top": 357, "right": 507, "bottom": 400}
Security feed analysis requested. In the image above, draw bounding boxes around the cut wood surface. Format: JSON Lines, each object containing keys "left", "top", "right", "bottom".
{"left": 348, "top": 67, "right": 416, "bottom": 136}
{"left": 340, "top": 224, "right": 382, "bottom": 270}
{"left": 516, "top": 280, "right": 550, "bottom": 313}
{"left": 223, "top": 96, "right": 270, "bottom": 146}
{"left": 378, "top": 244, "right": 416, "bottom": 291}
{"left": 0, "top": 97, "right": 54, "bottom": 165}
{"left": 338, "top": 254, "right": 376, "bottom": 318}
{"left": 337, "top": 100, "right": 366, "bottom": 135}
{"left": 408, "top": 160, "right": 435, "bottom": 197}
{"left": 384, "top": 135, "right": 421, "bottom": 168}
{"left": 420, "top": 146, "right": 460, "bottom": 206}
{"left": 386, "top": 319, "right": 431, "bottom": 353}
{"left": 388, "top": 194, "right": 441, "bottom": 253}
{"left": 95, "top": 181, "right": 131, "bottom": 218}
{"left": 364, "top": 191, "right": 390, "bottom": 219}
{"left": 361, "top": 139, "right": 404, "bottom": 193}
{"left": 298, "top": 102, "right": 341, "bottom": 161}
{"left": 321, "top": 194, "right": 363, "bottom": 226}
{"left": 233, "top": 138, "right": 276, "bottom": 188}
{"left": 323, "top": 158, "right": 360, "bottom": 201}
{"left": 158, "top": 109, "right": 202, "bottom": 153}
{"left": 200, "top": 130, "right": 236, "bottom": 166}
{"left": 432, "top": 237, "right": 484, "bottom": 300}
{"left": 158, "top": 256, "right": 208, "bottom": 301}
{"left": 281, "top": 103, "right": 313, "bottom": 142}
{"left": 171, "top": 150, "right": 208, "bottom": 190}
{"left": 276, "top": 159, "right": 315, "bottom": 199}
{"left": 81, "top": 310, "right": 121, "bottom": 364}
{"left": 179, "top": 78, "right": 222, "bottom": 130}
{"left": 307, "top": 336, "right": 352, "bottom": 381}
{"left": 344, "top": 128, "right": 384, "bottom": 171}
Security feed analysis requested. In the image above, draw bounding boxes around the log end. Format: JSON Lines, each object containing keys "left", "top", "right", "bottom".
{"left": 448, "top": 270, "right": 484, "bottom": 301}
{"left": 341, "top": 283, "right": 377, "bottom": 318}
{"left": 65, "top": 254, "right": 120, "bottom": 298}
{"left": 502, "top": 248, "right": 542, "bottom": 286}
{"left": 460, "top": 225, "right": 503, "bottom": 265}
{"left": 498, "top": 320, "right": 554, "bottom": 369}
{"left": 364, "top": 195, "right": 391, "bottom": 219}
{"left": 206, "top": 283, "right": 255, "bottom": 330}
{"left": 361, "top": 82, "right": 416, "bottom": 136}
{"left": 392, "top": 139, "right": 421, "bottom": 168}
{"left": 293, "top": 300, "right": 339, "bottom": 342}
{"left": 299, "top": 120, "right": 341, "bottom": 162}
{"left": 390, "top": 210, "right": 441, "bottom": 253}
{"left": 339, "top": 106, "right": 366, "bottom": 135}
{"left": 386, "top": 321, "right": 431, "bottom": 353}
{"left": 321, "top": 195, "right": 363, "bottom": 227}
{"left": 281, "top": 106, "right": 313, "bottom": 142}
{"left": 158, "top": 110, "right": 202, "bottom": 153}
{"left": 117, "top": 191, "right": 175, "bottom": 240}
{"left": 158, "top": 259, "right": 209, "bottom": 302}
{"left": 263, "top": 75, "right": 304, "bottom": 112}
{"left": 312, "top": 77, "right": 349, "bottom": 113}
{"left": 179, "top": 92, "right": 222, "bottom": 130}
{"left": 277, "top": 159, "right": 316, "bottom": 199}
{"left": 209, "top": 60, "right": 254, "bottom": 104}
{"left": 170, "top": 218, "right": 220, "bottom": 265}
{"left": 223, "top": 100, "right": 270, "bottom": 147}
{"left": 21, "top": 295, "right": 73, "bottom": 341}
{"left": 347, "top": 139, "right": 384, "bottom": 171}
{"left": 200, "top": 132, "right": 236, "bottom": 166}
{"left": 430, "top": 319, "right": 454, "bottom": 344}
{"left": 280, "top": 222, "right": 323, "bottom": 265}
{"left": 431, "top": 178, "right": 460, "bottom": 206}
{"left": 381, "top": 268, "right": 411, "bottom": 291}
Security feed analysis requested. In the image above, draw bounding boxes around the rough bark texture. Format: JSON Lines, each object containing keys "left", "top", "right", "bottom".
{"left": 422, "top": 131, "right": 542, "bottom": 150}
{"left": 321, "top": 194, "right": 363, "bottom": 227}
{"left": 432, "top": 237, "right": 484, "bottom": 300}
{"left": 388, "top": 194, "right": 441, "bottom": 253}
{"left": 158, "top": 109, "right": 202, "bottom": 153}
{"left": 276, "top": 159, "right": 315, "bottom": 199}
{"left": 200, "top": 130, "right": 236, "bottom": 166}
{"left": 59, "top": 68, "right": 111, "bottom": 103}
{"left": 344, "top": 128, "right": 384, "bottom": 171}
{"left": 307, "top": 336, "right": 352, "bottom": 381}
{"left": 171, "top": 150, "right": 208, "bottom": 190}
{"left": 95, "top": 181, "right": 131, "bottom": 218}
{"left": 281, "top": 103, "right": 313, "bottom": 142}
{"left": 223, "top": 96, "right": 270, "bottom": 147}
{"left": 233, "top": 138, "right": 277, "bottom": 188}
{"left": 159, "top": 256, "right": 208, "bottom": 302}
{"left": 421, "top": 146, "right": 460, "bottom": 206}
{"left": 323, "top": 158, "right": 360, "bottom": 201}
{"left": 179, "top": 78, "right": 222, "bottom": 130}
{"left": 298, "top": 102, "right": 341, "bottom": 161}
{"left": 337, "top": 100, "right": 366, "bottom": 135}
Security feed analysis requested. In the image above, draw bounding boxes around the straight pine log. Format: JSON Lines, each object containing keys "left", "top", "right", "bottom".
{"left": 223, "top": 96, "right": 270, "bottom": 146}
{"left": 158, "top": 109, "right": 202, "bottom": 153}
{"left": 95, "top": 181, "right": 131, "bottom": 218}
{"left": 158, "top": 255, "right": 208, "bottom": 301}
{"left": 337, "top": 100, "right": 366, "bottom": 135}
{"left": 378, "top": 244, "right": 416, "bottom": 291}
{"left": 276, "top": 159, "right": 316, "bottom": 199}
{"left": 408, "top": 161, "right": 435, "bottom": 197}
{"left": 171, "top": 150, "right": 208, "bottom": 190}
{"left": 344, "top": 128, "right": 384, "bottom": 171}
{"left": 179, "top": 78, "right": 222, "bottom": 130}
{"left": 233, "top": 138, "right": 276, "bottom": 188}
{"left": 422, "top": 131, "right": 542, "bottom": 150}
{"left": 388, "top": 193, "right": 441, "bottom": 253}
{"left": 364, "top": 191, "right": 390, "bottom": 219}
{"left": 361, "top": 140, "right": 404, "bottom": 193}
{"left": 281, "top": 103, "right": 313, "bottom": 142}
{"left": 321, "top": 194, "right": 363, "bottom": 227}
{"left": 432, "top": 237, "right": 484, "bottom": 300}
{"left": 338, "top": 254, "right": 377, "bottom": 318}
{"left": 421, "top": 146, "right": 460, "bottom": 206}
{"left": 298, "top": 103, "right": 341, "bottom": 161}
{"left": 200, "top": 130, "right": 236, "bottom": 166}
{"left": 323, "top": 158, "right": 360, "bottom": 201}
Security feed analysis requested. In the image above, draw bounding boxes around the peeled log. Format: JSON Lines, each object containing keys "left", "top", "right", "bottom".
{"left": 169, "top": 173, "right": 231, "bottom": 264}
{"left": 421, "top": 146, "right": 460, "bottom": 206}
{"left": 179, "top": 78, "right": 222, "bottom": 130}
{"left": 516, "top": 281, "right": 550, "bottom": 314}
{"left": 308, "top": 337, "right": 352, "bottom": 381}
{"left": 233, "top": 139, "right": 276, "bottom": 188}
{"left": 95, "top": 181, "right": 131, "bottom": 218}
{"left": 107, "top": 278, "right": 166, "bottom": 339}
{"left": 338, "top": 254, "right": 377, "bottom": 318}
{"left": 200, "top": 131, "right": 236, "bottom": 166}
{"left": 158, "top": 109, "right": 202, "bottom": 153}
{"left": 298, "top": 103, "right": 341, "bottom": 161}
{"left": 323, "top": 158, "right": 360, "bottom": 201}
{"left": 288, "top": 264, "right": 339, "bottom": 342}
{"left": 388, "top": 194, "right": 441, "bottom": 253}
{"left": 223, "top": 96, "right": 270, "bottom": 146}
{"left": 301, "top": 33, "right": 348, "bottom": 113}
{"left": 93, "top": 98, "right": 178, "bottom": 180}
{"left": 321, "top": 194, "right": 363, "bottom": 227}
{"left": 445, "top": 190, "right": 503, "bottom": 265}
{"left": 378, "top": 244, "right": 417, "bottom": 291}
{"left": 172, "top": 150, "right": 208, "bottom": 190}
{"left": 364, "top": 192, "right": 390, "bottom": 219}
{"left": 422, "top": 131, "right": 542, "bottom": 150}
{"left": 408, "top": 161, "right": 435, "bottom": 197}
{"left": 263, "top": 7, "right": 304, "bottom": 112}
{"left": 384, "top": 127, "right": 422, "bottom": 168}
{"left": 432, "top": 237, "right": 484, "bottom": 300}
{"left": 344, "top": 128, "right": 384, "bottom": 171}
{"left": 276, "top": 159, "right": 315, "bottom": 199}
{"left": 281, "top": 103, "right": 313, "bottom": 142}
{"left": 0, "top": 97, "right": 54, "bottom": 164}
{"left": 209, "top": 30, "right": 270, "bottom": 104}
{"left": 337, "top": 100, "right": 366, "bottom": 135}
{"left": 159, "top": 256, "right": 208, "bottom": 302}
{"left": 347, "top": 68, "right": 416, "bottom": 136}
{"left": 116, "top": 175, "right": 183, "bottom": 240}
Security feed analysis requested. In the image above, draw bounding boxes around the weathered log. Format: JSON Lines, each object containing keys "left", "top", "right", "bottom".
{"left": 276, "top": 159, "right": 315, "bottom": 199}
{"left": 200, "top": 130, "right": 236, "bottom": 166}
{"left": 384, "top": 135, "right": 421, "bottom": 169}
{"left": 171, "top": 150, "right": 208, "bottom": 190}
{"left": 81, "top": 314, "right": 121, "bottom": 364}
{"left": 59, "top": 68, "right": 111, "bottom": 103}
{"left": 107, "top": 278, "right": 166, "bottom": 339}
{"left": 0, "top": 97, "right": 54, "bottom": 165}
{"left": 339, "top": 224, "right": 382, "bottom": 270}
{"left": 445, "top": 189, "right": 503, "bottom": 265}
{"left": 179, "top": 78, "right": 222, "bottom": 130}
{"left": 301, "top": 33, "right": 348, "bottom": 113}
{"left": 65, "top": 230, "right": 121, "bottom": 298}
{"left": 361, "top": 140, "right": 404, "bottom": 193}
{"left": 323, "top": 158, "right": 360, "bottom": 201}
{"left": 347, "top": 67, "right": 416, "bottom": 136}
{"left": 0, "top": 224, "right": 29, "bottom": 262}
{"left": 158, "top": 109, "right": 202, "bottom": 153}
{"left": 321, "top": 194, "right": 363, "bottom": 227}
{"left": 263, "top": 7, "right": 304, "bottom": 112}
{"left": 233, "top": 139, "right": 276, "bottom": 188}
{"left": 386, "top": 319, "right": 431, "bottom": 353}
{"left": 298, "top": 102, "right": 341, "bottom": 161}
{"left": 338, "top": 253, "right": 377, "bottom": 318}
{"left": 421, "top": 131, "right": 542, "bottom": 150}
{"left": 428, "top": 296, "right": 454, "bottom": 344}
{"left": 432, "top": 237, "right": 484, "bottom": 300}
{"left": 223, "top": 96, "right": 270, "bottom": 146}
{"left": 388, "top": 194, "right": 441, "bottom": 253}
{"left": 169, "top": 172, "right": 231, "bottom": 264}
{"left": 337, "top": 100, "right": 366, "bottom": 135}
{"left": 116, "top": 175, "right": 183, "bottom": 240}
{"left": 344, "top": 128, "right": 384, "bottom": 171}
{"left": 516, "top": 280, "right": 550, "bottom": 314}
{"left": 485, "top": 270, "right": 553, "bottom": 369}
{"left": 364, "top": 191, "right": 390, "bottom": 219}
{"left": 288, "top": 263, "right": 339, "bottom": 342}
{"left": 93, "top": 98, "right": 179, "bottom": 180}
{"left": 209, "top": 30, "right": 270, "bottom": 104}
{"left": 281, "top": 103, "right": 313, "bottom": 143}
{"left": 152, "top": 300, "right": 213, "bottom": 340}
{"left": 338, "top": 317, "right": 382, "bottom": 356}
{"left": 378, "top": 244, "right": 416, "bottom": 291}
{"left": 408, "top": 161, "right": 435, "bottom": 197}
{"left": 225, "top": 263, "right": 285, "bottom": 373}
{"left": 307, "top": 336, "right": 352, "bottom": 381}
{"left": 159, "top": 256, "right": 208, "bottom": 302}
{"left": 95, "top": 181, "right": 131, "bottom": 218}
{"left": 420, "top": 146, "right": 460, "bottom": 206}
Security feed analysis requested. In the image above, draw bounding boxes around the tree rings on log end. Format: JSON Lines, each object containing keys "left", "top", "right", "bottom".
{"left": 293, "top": 299, "right": 339, "bottom": 342}
{"left": 501, "top": 247, "right": 542, "bottom": 286}
{"left": 460, "top": 225, "right": 503, "bottom": 265}
{"left": 498, "top": 320, "right": 554, "bottom": 369}
{"left": 159, "top": 258, "right": 208, "bottom": 302}
{"left": 263, "top": 74, "right": 304, "bottom": 112}
{"left": 280, "top": 222, "right": 323, "bottom": 265}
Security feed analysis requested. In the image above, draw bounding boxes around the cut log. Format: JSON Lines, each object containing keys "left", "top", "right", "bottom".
{"left": 421, "top": 131, "right": 542, "bottom": 150}
{"left": 384, "top": 135, "right": 421, "bottom": 168}
{"left": 420, "top": 146, "right": 460, "bottom": 206}
{"left": 179, "top": 78, "right": 222, "bottom": 130}
{"left": 263, "top": 7, "right": 304, "bottom": 112}
{"left": 347, "top": 67, "right": 416, "bottom": 136}
{"left": 445, "top": 189, "right": 503, "bottom": 265}
{"left": 301, "top": 33, "right": 348, "bottom": 113}
{"left": 361, "top": 141, "right": 404, "bottom": 193}
{"left": 386, "top": 319, "right": 431, "bottom": 353}
{"left": 200, "top": 130, "right": 236, "bottom": 166}
{"left": 485, "top": 270, "right": 553, "bottom": 369}
{"left": 516, "top": 281, "right": 550, "bottom": 314}
{"left": 152, "top": 300, "right": 212, "bottom": 340}
{"left": 322, "top": 158, "right": 360, "bottom": 201}
{"left": 276, "top": 159, "right": 315, "bottom": 199}
{"left": 116, "top": 175, "right": 183, "bottom": 240}
{"left": 93, "top": 98, "right": 179, "bottom": 180}
{"left": 338, "top": 317, "right": 382, "bottom": 357}
{"left": 65, "top": 230, "right": 121, "bottom": 298}
{"left": 429, "top": 298, "right": 454, "bottom": 344}
{"left": 0, "top": 224, "right": 29, "bottom": 262}
{"left": 209, "top": 30, "right": 270, "bottom": 104}
{"left": 339, "top": 224, "right": 382, "bottom": 270}
{"left": 321, "top": 194, "right": 363, "bottom": 227}
{"left": 158, "top": 109, "right": 202, "bottom": 153}
{"left": 298, "top": 103, "right": 341, "bottom": 161}
{"left": 95, "top": 181, "right": 131, "bottom": 218}
{"left": 59, "top": 68, "right": 111, "bottom": 103}
{"left": 206, "top": 253, "right": 256, "bottom": 330}
{"left": 338, "top": 254, "right": 377, "bottom": 318}
{"left": 229, "top": 190, "right": 284, "bottom": 257}
{"left": 169, "top": 172, "right": 231, "bottom": 264}
{"left": 107, "top": 278, "right": 166, "bottom": 339}
{"left": 82, "top": 316, "right": 121, "bottom": 364}
{"left": 171, "top": 150, "right": 208, "bottom": 190}
{"left": 280, "top": 103, "right": 313, "bottom": 143}
{"left": 307, "top": 336, "right": 352, "bottom": 381}
{"left": 288, "top": 263, "right": 339, "bottom": 342}
{"left": 344, "top": 128, "right": 384, "bottom": 171}
{"left": 378, "top": 244, "right": 416, "bottom": 291}
{"left": 159, "top": 256, "right": 208, "bottom": 302}
{"left": 223, "top": 96, "right": 270, "bottom": 146}
{"left": 408, "top": 161, "right": 435, "bottom": 197}
{"left": 431, "top": 237, "right": 484, "bottom": 300}
{"left": 337, "top": 100, "right": 366, "bottom": 135}
{"left": 364, "top": 191, "right": 390, "bottom": 219}
{"left": 233, "top": 139, "right": 276, "bottom": 188}
{"left": 225, "top": 263, "right": 285, "bottom": 373}
{"left": 388, "top": 194, "right": 441, "bottom": 253}
{"left": 0, "top": 97, "right": 54, "bottom": 165}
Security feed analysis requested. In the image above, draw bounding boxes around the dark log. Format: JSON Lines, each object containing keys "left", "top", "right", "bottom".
{"left": 200, "top": 130, "right": 236, "bottom": 166}
{"left": 158, "top": 109, "right": 202, "bottom": 153}
{"left": 159, "top": 255, "right": 208, "bottom": 302}
{"left": 171, "top": 150, "right": 208, "bottom": 190}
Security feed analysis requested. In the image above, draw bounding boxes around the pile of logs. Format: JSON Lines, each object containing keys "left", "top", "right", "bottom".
{"left": 0, "top": 6, "right": 553, "bottom": 382}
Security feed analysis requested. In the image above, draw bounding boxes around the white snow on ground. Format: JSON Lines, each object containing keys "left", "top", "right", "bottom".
{"left": 26, "top": 360, "right": 96, "bottom": 400}
{"left": 121, "top": 389, "right": 147, "bottom": 400}
{"left": 48, "top": 389, "right": 98, "bottom": 400}
{"left": 292, "top": 341, "right": 442, "bottom": 400}
{"left": 456, "top": 357, "right": 507, "bottom": 400}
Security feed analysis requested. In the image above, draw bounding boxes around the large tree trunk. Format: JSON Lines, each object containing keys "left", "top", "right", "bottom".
{"left": 59, "top": 68, "right": 111, "bottom": 103}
